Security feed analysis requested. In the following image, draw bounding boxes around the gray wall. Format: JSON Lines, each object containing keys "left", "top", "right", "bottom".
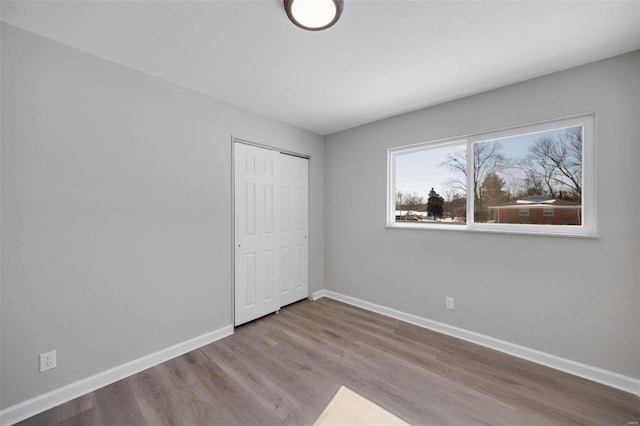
{"left": 324, "top": 51, "right": 640, "bottom": 379}
{"left": 0, "top": 24, "right": 324, "bottom": 408}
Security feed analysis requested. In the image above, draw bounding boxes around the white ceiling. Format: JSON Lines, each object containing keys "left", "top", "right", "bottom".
{"left": 2, "top": 0, "right": 639, "bottom": 135}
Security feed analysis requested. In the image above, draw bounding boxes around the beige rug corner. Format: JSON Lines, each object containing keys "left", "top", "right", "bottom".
{"left": 314, "top": 386, "right": 409, "bottom": 426}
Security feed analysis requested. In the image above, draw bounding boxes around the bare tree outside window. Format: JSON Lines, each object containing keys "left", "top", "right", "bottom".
{"left": 522, "top": 128, "right": 582, "bottom": 201}
{"left": 395, "top": 191, "right": 425, "bottom": 221}
{"left": 439, "top": 141, "right": 511, "bottom": 221}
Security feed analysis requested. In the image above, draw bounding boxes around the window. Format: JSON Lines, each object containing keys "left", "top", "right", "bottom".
{"left": 392, "top": 142, "right": 467, "bottom": 225}
{"left": 387, "top": 115, "right": 596, "bottom": 236}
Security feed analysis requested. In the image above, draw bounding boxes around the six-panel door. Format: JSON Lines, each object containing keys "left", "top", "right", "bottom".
{"left": 234, "top": 143, "right": 281, "bottom": 326}
{"left": 279, "top": 153, "right": 309, "bottom": 307}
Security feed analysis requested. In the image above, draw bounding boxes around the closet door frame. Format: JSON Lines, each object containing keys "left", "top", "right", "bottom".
{"left": 231, "top": 136, "right": 310, "bottom": 327}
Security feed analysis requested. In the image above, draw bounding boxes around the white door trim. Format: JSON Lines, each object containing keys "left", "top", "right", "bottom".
{"left": 233, "top": 137, "right": 310, "bottom": 159}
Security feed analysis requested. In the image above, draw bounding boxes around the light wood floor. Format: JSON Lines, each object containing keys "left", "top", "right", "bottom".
{"left": 19, "top": 298, "right": 639, "bottom": 425}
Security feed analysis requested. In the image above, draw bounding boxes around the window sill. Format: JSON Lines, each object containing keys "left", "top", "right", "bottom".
{"left": 385, "top": 222, "right": 599, "bottom": 238}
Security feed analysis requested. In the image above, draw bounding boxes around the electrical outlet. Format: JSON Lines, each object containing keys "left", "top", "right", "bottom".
{"left": 40, "top": 350, "right": 57, "bottom": 372}
{"left": 446, "top": 297, "right": 454, "bottom": 310}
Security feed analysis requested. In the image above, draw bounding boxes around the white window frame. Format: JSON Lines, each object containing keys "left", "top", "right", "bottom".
{"left": 387, "top": 114, "right": 597, "bottom": 237}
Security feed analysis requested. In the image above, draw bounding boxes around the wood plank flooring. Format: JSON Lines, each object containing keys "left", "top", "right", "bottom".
{"left": 18, "top": 298, "right": 640, "bottom": 425}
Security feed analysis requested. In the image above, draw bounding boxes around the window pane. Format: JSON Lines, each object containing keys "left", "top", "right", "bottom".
{"left": 393, "top": 143, "right": 466, "bottom": 224}
{"left": 474, "top": 126, "right": 583, "bottom": 225}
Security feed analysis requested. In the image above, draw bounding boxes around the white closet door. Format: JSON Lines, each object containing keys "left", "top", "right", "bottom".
{"left": 279, "top": 154, "right": 309, "bottom": 306}
{"left": 234, "top": 143, "right": 280, "bottom": 326}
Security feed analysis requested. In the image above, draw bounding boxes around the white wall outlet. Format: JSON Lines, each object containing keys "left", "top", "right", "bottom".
{"left": 446, "top": 297, "right": 454, "bottom": 310}
{"left": 40, "top": 350, "right": 57, "bottom": 372}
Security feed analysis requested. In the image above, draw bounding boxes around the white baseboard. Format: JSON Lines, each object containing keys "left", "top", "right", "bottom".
{"left": 310, "top": 289, "right": 327, "bottom": 301}
{"left": 315, "top": 290, "right": 640, "bottom": 396}
{"left": 0, "top": 325, "right": 234, "bottom": 426}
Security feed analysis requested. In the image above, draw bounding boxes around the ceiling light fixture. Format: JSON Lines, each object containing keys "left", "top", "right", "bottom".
{"left": 284, "top": 0, "right": 343, "bottom": 31}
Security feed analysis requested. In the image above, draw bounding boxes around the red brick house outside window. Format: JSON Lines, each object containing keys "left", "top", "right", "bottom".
{"left": 488, "top": 196, "right": 581, "bottom": 225}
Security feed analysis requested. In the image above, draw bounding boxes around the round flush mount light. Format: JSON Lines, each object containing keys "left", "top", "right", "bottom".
{"left": 284, "top": 0, "right": 344, "bottom": 31}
